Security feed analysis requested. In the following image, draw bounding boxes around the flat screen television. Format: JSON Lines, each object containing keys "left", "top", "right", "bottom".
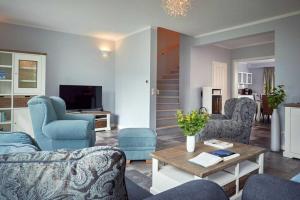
{"left": 59, "top": 85, "right": 103, "bottom": 111}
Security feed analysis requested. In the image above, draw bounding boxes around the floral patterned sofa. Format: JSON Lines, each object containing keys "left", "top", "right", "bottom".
{"left": 0, "top": 132, "right": 128, "bottom": 199}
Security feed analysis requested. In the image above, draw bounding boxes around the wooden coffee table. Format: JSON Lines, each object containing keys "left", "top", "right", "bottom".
{"left": 150, "top": 142, "right": 266, "bottom": 199}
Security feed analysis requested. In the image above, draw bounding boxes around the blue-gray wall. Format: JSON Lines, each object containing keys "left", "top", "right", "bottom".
{"left": 0, "top": 22, "right": 115, "bottom": 112}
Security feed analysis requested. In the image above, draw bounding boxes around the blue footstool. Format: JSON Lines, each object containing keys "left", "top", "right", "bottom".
{"left": 118, "top": 128, "right": 157, "bottom": 163}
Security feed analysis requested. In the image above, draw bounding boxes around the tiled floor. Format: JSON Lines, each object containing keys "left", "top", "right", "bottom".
{"left": 95, "top": 122, "right": 300, "bottom": 191}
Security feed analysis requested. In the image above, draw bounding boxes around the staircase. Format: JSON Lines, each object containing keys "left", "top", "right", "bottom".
{"left": 156, "top": 69, "right": 180, "bottom": 131}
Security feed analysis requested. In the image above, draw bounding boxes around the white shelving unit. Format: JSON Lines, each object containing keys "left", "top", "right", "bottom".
{"left": 151, "top": 154, "right": 264, "bottom": 200}
{"left": 0, "top": 50, "right": 46, "bottom": 135}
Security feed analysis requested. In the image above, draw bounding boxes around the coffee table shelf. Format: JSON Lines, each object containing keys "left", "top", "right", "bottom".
{"left": 150, "top": 142, "right": 265, "bottom": 200}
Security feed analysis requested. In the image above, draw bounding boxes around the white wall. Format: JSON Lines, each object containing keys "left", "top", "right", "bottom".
{"left": 115, "top": 28, "right": 152, "bottom": 128}
{"left": 188, "top": 45, "right": 231, "bottom": 111}
{"left": 248, "top": 67, "right": 264, "bottom": 94}
{"left": 0, "top": 22, "right": 115, "bottom": 112}
{"left": 232, "top": 43, "right": 274, "bottom": 60}
{"left": 238, "top": 63, "right": 249, "bottom": 72}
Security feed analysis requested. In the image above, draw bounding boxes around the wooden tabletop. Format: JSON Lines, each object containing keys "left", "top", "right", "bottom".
{"left": 151, "top": 142, "right": 266, "bottom": 178}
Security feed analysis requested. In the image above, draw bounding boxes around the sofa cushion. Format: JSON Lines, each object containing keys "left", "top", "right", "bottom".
{"left": 125, "top": 177, "right": 152, "bottom": 200}
{"left": 0, "top": 146, "right": 128, "bottom": 199}
{"left": 0, "top": 143, "right": 39, "bottom": 154}
{"left": 0, "top": 132, "right": 34, "bottom": 145}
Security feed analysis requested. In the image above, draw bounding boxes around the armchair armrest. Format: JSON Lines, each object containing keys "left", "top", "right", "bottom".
{"left": 145, "top": 180, "right": 228, "bottom": 200}
{"left": 43, "top": 120, "right": 89, "bottom": 139}
{"left": 64, "top": 113, "right": 95, "bottom": 130}
{"left": 0, "top": 146, "right": 127, "bottom": 199}
{"left": 242, "top": 174, "right": 300, "bottom": 200}
{"left": 200, "top": 120, "right": 244, "bottom": 140}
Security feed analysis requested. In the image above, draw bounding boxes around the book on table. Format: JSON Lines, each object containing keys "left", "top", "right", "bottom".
{"left": 189, "top": 150, "right": 240, "bottom": 168}
{"left": 204, "top": 139, "right": 233, "bottom": 149}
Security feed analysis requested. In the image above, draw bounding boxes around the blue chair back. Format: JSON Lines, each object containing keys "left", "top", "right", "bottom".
{"left": 28, "top": 96, "right": 58, "bottom": 139}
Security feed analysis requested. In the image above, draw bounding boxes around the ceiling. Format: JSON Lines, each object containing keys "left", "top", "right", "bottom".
{"left": 239, "top": 58, "right": 275, "bottom": 68}
{"left": 0, "top": 0, "right": 300, "bottom": 41}
{"left": 213, "top": 32, "right": 274, "bottom": 49}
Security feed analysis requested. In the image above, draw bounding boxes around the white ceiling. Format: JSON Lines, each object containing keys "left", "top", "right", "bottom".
{"left": 213, "top": 32, "right": 274, "bottom": 49}
{"left": 0, "top": 0, "right": 300, "bottom": 41}
{"left": 240, "top": 58, "right": 275, "bottom": 68}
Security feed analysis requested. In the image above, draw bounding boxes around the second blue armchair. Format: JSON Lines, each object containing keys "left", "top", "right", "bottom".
{"left": 28, "top": 96, "right": 95, "bottom": 150}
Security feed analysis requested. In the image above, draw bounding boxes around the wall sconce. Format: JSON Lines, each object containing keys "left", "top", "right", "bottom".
{"left": 100, "top": 49, "right": 111, "bottom": 58}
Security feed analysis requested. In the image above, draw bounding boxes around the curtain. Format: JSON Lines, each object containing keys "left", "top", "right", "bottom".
{"left": 263, "top": 67, "right": 275, "bottom": 94}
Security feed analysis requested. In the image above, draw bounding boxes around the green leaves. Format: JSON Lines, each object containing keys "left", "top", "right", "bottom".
{"left": 268, "top": 85, "right": 286, "bottom": 110}
{"left": 176, "top": 110, "right": 209, "bottom": 136}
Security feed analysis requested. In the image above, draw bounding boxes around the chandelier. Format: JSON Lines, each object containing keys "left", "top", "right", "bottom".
{"left": 162, "top": 0, "right": 192, "bottom": 17}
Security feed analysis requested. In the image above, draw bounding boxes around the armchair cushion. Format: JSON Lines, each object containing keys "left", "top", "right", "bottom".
{"left": 64, "top": 113, "right": 95, "bottom": 130}
{"left": 43, "top": 120, "right": 90, "bottom": 140}
{"left": 0, "top": 146, "right": 127, "bottom": 200}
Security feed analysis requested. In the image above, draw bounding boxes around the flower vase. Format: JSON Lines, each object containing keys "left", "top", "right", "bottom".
{"left": 186, "top": 136, "right": 196, "bottom": 152}
{"left": 271, "top": 109, "right": 281, "bottom": 152}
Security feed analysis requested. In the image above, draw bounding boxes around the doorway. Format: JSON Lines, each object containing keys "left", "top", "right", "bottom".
{"left": 156, "top": 27, "right": 180, "bottom": 132}
{"left": 212, "top": 61, "right": 228, "bottom": 114}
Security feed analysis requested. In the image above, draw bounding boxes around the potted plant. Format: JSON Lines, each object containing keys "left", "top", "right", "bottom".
{"left": 268, "top": 85, "right": 286, "bottom": 152}
{"left": 176, "top": 110, "right": 209, "bottom": 152}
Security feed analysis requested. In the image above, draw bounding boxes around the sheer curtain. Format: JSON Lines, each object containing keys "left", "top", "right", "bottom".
{"left": 263, "top": 67, "right": 275, "bottom": 94}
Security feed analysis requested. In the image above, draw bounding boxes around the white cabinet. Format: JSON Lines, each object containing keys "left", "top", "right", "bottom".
{"left": 0, "top": 50, "right": 46, "bottom": 134}
{"left": 14, "top": 53, "right": 46, "bottom": 95}
{"left": 246, "top": 73, "right": 252, "bottom": 84}
{"left": 284, "top": 106, "right": 300, "bottom": 159}
{"left": 238, "top": 72, "right": 252, "bottom": 85}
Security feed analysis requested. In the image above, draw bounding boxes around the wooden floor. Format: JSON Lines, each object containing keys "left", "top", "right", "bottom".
{"left": 95, "top": 122, "right": 300, "bottom": 191}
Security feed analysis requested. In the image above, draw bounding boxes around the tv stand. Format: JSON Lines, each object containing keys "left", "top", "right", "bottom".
{"left": 69, "top": 110, "right": 111, "bottom": 131}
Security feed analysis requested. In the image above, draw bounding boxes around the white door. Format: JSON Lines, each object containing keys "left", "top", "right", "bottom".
{"left": 13, "top": 108, "right": 34, "bottom": 138}
{"left": 14, "top": 53, "right": 45, "bottom": 95}
{"left": 212, "top": 61, "right": 228, "bottom": 114}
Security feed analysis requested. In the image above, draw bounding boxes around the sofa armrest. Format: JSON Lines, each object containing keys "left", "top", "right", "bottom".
{"left": 242, "top": 174, "right": 300, "bottom": 200}
{"left": 145, "top": 180, "right": 228, "bottom": 200}
{"left": 64, "top": 113, "right": 95, "bottom": 130}
{"left": 0, "top": 146, "right": 127, "bottom": 199}
{"left": 43, "top": 120, "right": 89, "bottom": 139}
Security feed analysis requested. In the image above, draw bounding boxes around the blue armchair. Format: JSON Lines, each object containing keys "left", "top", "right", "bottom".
{"left": 28, "top": 96, "right": 95, "bottom": 150}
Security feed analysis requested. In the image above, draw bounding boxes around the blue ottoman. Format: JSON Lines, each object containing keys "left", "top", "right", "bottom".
{"left": 118, "top": 128, "right": 156, "bottom": 163}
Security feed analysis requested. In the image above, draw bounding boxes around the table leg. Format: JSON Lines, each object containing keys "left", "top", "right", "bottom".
{"left": 107, "top": 114, "right": 111, "bottom": 130}
{"left": 257, "top": 153, "right": 264, "bottom": 174}
{"left": 235, "top": 163, "right": 240, "bottom": 195}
